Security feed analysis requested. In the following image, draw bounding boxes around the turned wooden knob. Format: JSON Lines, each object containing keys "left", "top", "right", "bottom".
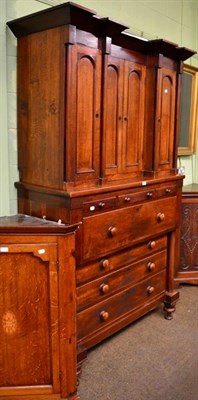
{"left": 100, "top": 283, "right": 110, "bottom": 294}
{"left": 165, "top": 188, "right": 171, "bottom": 194}
{"left": 100, "top": 259, "right": 109, "bottom": 269}
{"left": 147, "top": 286, "right": 155, "bottom": 294}
{"left": 125, "top": 197, "right": 131, "bottom": 202}
{"left": 100, "top": 310, "right": 109, "bottom": 321}
{"left": 108, "top": 226, "right": 117, "bottom": 237}
{"left": 157, "top": 212, "right": 165, "bottom": 222}
{"left": 146, "top": 192, "right": 153, "bottom": 198}
{"left": 99, "top": 202, "right": 105, "bottom": 208}
{"left": 147, "top": 261, "right": 155, "bottom": 271}
{"left": 149, "top": 240, "right": 156, "bottom": 249}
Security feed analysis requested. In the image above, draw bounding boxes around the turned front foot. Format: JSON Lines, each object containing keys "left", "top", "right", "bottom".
{"left": 164, "top": 290, "right": 179, "bottom": 320}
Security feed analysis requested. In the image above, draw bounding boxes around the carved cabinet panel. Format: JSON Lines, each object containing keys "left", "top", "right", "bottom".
{"left": 178, "top": 184, "right": 198, "bottom": 284}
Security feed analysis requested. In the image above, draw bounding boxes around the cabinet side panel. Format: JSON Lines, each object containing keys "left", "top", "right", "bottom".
{"left": 17, "top": 28, "right": 64, "bottom": 189}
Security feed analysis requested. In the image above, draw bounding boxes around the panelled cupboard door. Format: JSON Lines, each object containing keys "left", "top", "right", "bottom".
{"left": 122, "top": 62, "right": 145, "bottom": 174}
{"left": 154, "top": 68, "right": 176, "bottom": 173}
{"left": 65, "top": 44, "right": 102, "bottom": 185}
{"left": 102, "top": 56, "right": 124, "bottom": 177}
{"left": 102, "top": 56, "right": 145, "bottom": 180}
{"left": 0, "top": 243, "right": 60, "bottom": 397}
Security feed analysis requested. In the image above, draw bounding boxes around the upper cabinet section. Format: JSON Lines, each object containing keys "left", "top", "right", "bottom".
{"left": 7, "top": 2, "right": 196, "bottom": 193}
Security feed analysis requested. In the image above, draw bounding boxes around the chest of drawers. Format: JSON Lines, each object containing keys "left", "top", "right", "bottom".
{"left": 73, "top": 180, "right": 181, "bottom": 354}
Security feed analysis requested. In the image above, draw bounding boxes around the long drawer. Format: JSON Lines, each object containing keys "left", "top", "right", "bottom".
{"left": 77, "top": 235, "right": 167, "bottom": 284}
{"left": 82, "top": 197, "right": 177, "bottom": 260}
{"left": 77, "top": 270, "right": 166, "bottom": 340}
{"left": 77, "top": 250, "right": 167, "bottom": 311}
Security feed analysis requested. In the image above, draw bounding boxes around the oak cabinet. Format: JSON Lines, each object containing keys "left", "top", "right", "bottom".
{"left": 7, "top": 1, "right": 195, "bottom": 368}
{"left": 0, "top": 215, "right": 79, "bottom": 399}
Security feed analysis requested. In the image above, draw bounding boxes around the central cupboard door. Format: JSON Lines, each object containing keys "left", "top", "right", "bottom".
{"left": 102, "top": 56, "right": 146, "bottom": 180}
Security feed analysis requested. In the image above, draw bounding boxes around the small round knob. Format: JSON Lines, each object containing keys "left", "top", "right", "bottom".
{"left": 147, "top": 262, "right": 155, "bottom": 271}
{"left": 100, "top": 283, "right": 110, "bottom": 294}
{"left": 99, "top": 202, "right": 105, "bottom": 208}
{"left": 149, "top": 241, "right": 156, "bottom": 249}
{"left": 100, "top": 310, "right": 109, "bottom": 321}
{"left": 157, "top": 212, "right": 165, "bottom": 222}
{"left": 165, "top": 188, "right": 171, "bottom": 194}
{"left": 125, "top": 197, "right": 131, "bottom": 202}
{"left": 146, "top": 192, "right": 153, "bottom": 198}
{"left": 100, "top": 259, "right": 109, "bottom": 269}
{"left": 147, "top": 286, "right": 155, "bottom": 294}
{"left": 108, "top": 226, "right": 117, "bottom": 237}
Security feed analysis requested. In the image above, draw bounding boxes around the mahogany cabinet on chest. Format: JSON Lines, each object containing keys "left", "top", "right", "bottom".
{"left": 7, "top": 2, "right": 195, "bottom": 364}
{"left": 0, "top": 215, "right": 79, "bottom": 399}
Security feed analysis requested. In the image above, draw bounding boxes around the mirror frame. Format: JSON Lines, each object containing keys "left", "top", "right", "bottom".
{"left": 178, "top": 64, "right": 198, "bottom": 156}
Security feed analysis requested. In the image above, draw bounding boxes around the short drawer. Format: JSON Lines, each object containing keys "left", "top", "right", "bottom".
{"left": 77, "top": 270, "right": 166, "bottom": 340}
{"left": 118, "top": 188, "right": 155, "bottom": 206}
{"left": 155, "top": 183, "right": 177, "bottom": 199}
{"left": 77, "top": 250, "right": 167, "bottom": 311}
{"left": 76, "top": 235, "right": 167, "bottom": 284}
{"left": 82, "top": 197, "right": 177, "bottom": 260}
{"left": 83, "top": 197, "right": 117, "bottom": 215}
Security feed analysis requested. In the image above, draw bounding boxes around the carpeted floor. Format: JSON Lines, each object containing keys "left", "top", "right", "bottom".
{"left": 78, "top": 285, "right": 198, "bottom": 400}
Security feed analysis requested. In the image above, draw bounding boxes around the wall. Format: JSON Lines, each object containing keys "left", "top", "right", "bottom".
{"left": 1, "top": 0, "right": 198, "bottom": 215}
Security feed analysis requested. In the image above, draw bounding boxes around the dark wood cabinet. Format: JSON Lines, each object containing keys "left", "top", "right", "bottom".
{"left": 7, "top": 1, "right": 195, "bottom": 367}
{"left": 0, "top": 215, "right": 79, "bottom": 399}
{"left": 177, "top": 184, "right": 198, "bottom": 285}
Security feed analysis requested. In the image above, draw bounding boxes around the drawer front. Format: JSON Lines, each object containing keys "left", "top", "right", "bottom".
{"left": 118, "top": 188, "right": 155, "bottom": 206}
{"left": 77, "top": 235, "right": 167, "bottom": 284}
{"left": 77, "top": 250, "right": 167, "bottom": 311}
{"left": 155, "top": 183, "right": 177, "bottom": 199}
{"left": 83, "top": 197, "right": 117, "bottom": 215}
{"left": 77, "top": 270, "right": 166, "bottom": 340}
{"left": 82, "top": 197, "right": 177, "bottom": 260}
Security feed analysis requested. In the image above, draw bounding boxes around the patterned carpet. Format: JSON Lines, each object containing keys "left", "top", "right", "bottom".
{"left": 78, "top": 285, "right": 198, "bottom": 400}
